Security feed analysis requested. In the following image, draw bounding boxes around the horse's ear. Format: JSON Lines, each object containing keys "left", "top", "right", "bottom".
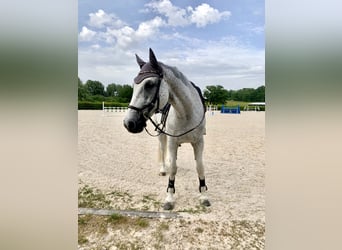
{"left": 135, "top": 54, "right": 146, "bottom": 69}
{"left": 149, "top": 48, "right": 159, "bottom": 70}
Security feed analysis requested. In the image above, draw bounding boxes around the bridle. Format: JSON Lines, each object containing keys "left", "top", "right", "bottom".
{"left": 128, "top": 76, "right": 162, "bottom": 117}
{"left": 128, "top": 74, "right": 206, "bottom": 138}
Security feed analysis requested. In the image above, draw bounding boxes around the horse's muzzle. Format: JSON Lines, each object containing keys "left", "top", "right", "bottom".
{"left": 123, "top": 113, "right": 147, "bottom": 133}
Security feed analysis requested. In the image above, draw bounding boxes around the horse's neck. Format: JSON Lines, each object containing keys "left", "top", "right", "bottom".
{"left": 168, "top": 83, "right": 192, "bottom": 118}
{"left": 163, "top": 70, "right": 200, "bottom": 120}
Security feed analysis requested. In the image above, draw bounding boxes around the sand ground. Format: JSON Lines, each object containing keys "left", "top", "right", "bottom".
{"left": 78, "top": 110, "right": 265, "bottom": 249}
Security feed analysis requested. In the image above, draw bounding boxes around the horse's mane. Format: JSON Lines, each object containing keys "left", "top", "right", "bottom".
{"left": 159, "top": 62, "right": 206, "bottom": 111}
{"left": 159, "top": 62, "right": 190, "bottom": 87}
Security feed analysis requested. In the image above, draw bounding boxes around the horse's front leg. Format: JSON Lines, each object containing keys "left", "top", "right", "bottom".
{"left": 163, "top": 139, "right": 178, "bottom": 210}
{"left": 158, "top": 134, "right": 167, "bottom": 176}
{"left": 192, "top": 137, "right": 211, "bottom": 207}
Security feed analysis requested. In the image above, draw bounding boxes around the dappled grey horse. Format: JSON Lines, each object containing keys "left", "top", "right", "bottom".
{"left": 123, "top": 48, "right": 210, "bottom": 210}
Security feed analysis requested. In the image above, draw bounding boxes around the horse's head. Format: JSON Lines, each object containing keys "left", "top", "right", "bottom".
{"left": 124, "top": 48, "right": 169, "bottom": 133}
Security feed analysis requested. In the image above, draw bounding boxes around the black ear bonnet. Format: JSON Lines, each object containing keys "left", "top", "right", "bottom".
{"left": 134, "top": 48, "right": 163, "bottom": 84}
{"left": 134, "top": 62, "right": 163, "bottom": 84}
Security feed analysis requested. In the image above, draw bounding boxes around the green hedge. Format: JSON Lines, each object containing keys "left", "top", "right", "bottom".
{"left": 78, "top": 101, "right": 129, "bottom": 110}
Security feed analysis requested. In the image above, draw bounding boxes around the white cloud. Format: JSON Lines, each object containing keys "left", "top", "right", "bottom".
{"left": 105, "top": 16, "right": 165, "bottom": 49}
{"left": 78, "top": 3, "right": 263, "bottom": 89}
{"left": 80, "top": 2, "right": 231, "bottom": 48}
{"left": 146, "top": 0, "right": 188, "bottom": 27}
{"left": 188, "top": 3, "right": 231, "bottom": 27}
{"left": 136, "top": 16, "right": 165, "bottom": 39}
{"left": 78, "top": 36, "right": 264, "bottom": 90}
{"left": 78, "top": 47, "right": 138, "bottom": 85}
{"left": 106, "top": 26, "right": 135, "bottom": 48}
{"left": 145, "top": 0, "right": 230, "bottom": 27}
{"left": 91, "top": 44, "right": 101, "bottom": 49}
{"left": 79, "top": 26, "right": 96, "bottom": 41}
{"left": 88, "top": 9, "right": 125, "bottom": 29}
{"left": 140, "top": 35, "right": 264, "bottom": 89}
{"left": 80, "top": 7, "right": 166, "bottom": 48}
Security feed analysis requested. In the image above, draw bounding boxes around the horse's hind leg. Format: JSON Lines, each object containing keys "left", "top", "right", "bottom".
{"left": 192, "top": 138, "right": 211, "bottom": 207}
{"left": 158, "top": 134, "right": 167, "bottom": 176}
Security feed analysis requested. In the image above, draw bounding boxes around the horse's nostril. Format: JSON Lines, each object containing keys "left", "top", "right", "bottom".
{"left": 124, "top": 117, "right": 145, "bottom": 133}
{"left": 127, "top": 120, "right": 136, "bottom": 131}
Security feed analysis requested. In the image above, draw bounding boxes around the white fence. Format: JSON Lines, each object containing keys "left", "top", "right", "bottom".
{"left": 243, "top": 102, "right": 265, "bottom": 111}
{"left": 206, "top": 105, "right": 218, "bottom": 112}
{"left": 103, "top": 102, "right": 128, "bottom": 114}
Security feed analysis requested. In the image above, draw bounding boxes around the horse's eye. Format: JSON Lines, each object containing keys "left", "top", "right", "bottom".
{"left": 144, "top": 82, "right": 155, "bottom": 91}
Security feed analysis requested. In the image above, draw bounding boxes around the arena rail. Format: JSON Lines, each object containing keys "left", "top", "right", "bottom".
{"left": 103, "top": 102, "right": 128, "bottom": 114}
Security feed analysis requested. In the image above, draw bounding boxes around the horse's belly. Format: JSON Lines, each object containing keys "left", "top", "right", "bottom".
{"left": 169, "top": 128, "right": 205, "bottom": 145}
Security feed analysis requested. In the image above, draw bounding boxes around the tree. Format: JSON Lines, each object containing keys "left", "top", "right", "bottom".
{"left": 106, "top": 83, "right": 133, "bottom": 102}
{"left": 85, "top": 80, "right": 105, "bottom": 96}
{"left": 253, "top": 85, "right": 265, "bottom": 102}
{"left": 106, "top": 83, "right": 118, "bottom": 97}
{"left": 203, "top": 85, "right": 229, "bottom": 105}
{"left": 117, "top": 84, "right": 133, "bottom": 102}
{"left": 236, "top": 88, "right": 254, "bottom": 102}
{"left": 228, "top": 85, "right": 265, "bottom": 102}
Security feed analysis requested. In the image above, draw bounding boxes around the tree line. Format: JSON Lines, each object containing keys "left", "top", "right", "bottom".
{"left": 203, "top": 85, "right": 265, "bottom": 105}
{"left": 78, "top": 78, "right": 133, "bottom": 103}
{"left": 78, "top": 77, "right": 264, "bottom": 105}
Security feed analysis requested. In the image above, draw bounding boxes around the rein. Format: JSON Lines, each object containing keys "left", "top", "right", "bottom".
{"left": 146, "top": 107, "right": 206, "bottom": 138}
{"left": 145, "top": 81, "right": 206, "bottom": 138}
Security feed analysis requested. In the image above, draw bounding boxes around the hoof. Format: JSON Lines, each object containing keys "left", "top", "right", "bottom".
{"left": 159, "top": 172, "right": 167, "bottom": 176}
{"left": 163, "top": 202, "right": 174, "bottom": 210}
{"left": 201, "top": 199, "right": 211, "bottom": 207}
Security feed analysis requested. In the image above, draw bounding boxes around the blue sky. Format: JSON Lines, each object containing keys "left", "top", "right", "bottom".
{"left": 78, "top": 0, "right": 264, "bottom": 90}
